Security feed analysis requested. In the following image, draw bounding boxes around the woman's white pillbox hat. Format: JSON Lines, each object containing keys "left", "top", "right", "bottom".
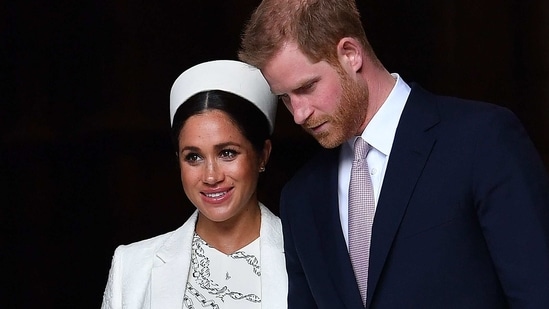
{"left": 170, "top": 60, "right": 277, "bottom": 133}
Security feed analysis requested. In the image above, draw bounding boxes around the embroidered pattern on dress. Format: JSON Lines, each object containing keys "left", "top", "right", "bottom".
{"left": 183, "top": 233, "right": 261, "bottom": 308}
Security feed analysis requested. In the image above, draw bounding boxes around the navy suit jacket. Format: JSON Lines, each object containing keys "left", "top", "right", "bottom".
{"left": 279, "top": 84, "right": 549, "bottom": 308}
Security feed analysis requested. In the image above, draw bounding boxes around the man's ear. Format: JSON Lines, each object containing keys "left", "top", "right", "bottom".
{"left": 336, "top": 37, "right": 364, "bottom": 74}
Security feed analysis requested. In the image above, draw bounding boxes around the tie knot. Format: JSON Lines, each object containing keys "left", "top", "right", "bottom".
{"left": 353, "top": 137, "right": 369, "bottom": 161}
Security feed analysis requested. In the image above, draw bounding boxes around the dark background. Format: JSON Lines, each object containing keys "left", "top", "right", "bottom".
{"left": 3, "top": 1, "right": 548, "bottom": 308}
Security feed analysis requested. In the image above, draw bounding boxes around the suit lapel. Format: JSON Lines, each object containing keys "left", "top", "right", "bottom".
{"left": 312, "top": 149, "right": 366, "bottom": 308}
{"left": 366, "top": 85, "right": 439, "bottom": 307}
{"left": 150, "top": 211, "right": 197, "bottom": 309}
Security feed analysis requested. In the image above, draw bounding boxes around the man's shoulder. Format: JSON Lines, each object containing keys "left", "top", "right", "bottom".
{"left": 406, "top": 83, "right": 518, "bottom": 127}
{"left": 408, "top": 83, "right": 509, "bottom": 112}
{"left": 283, "top": 147, "right": 340, "bottom": 190}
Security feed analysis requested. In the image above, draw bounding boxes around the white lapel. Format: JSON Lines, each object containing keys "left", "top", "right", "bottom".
{"left": 147, "top": 206, "right": 287, "bottom": 308}
{"left": 259, "top": 204, "right": 288, "bottom": 309}
{"left": 150, "top": 211, "right": 198, "bottom": 309}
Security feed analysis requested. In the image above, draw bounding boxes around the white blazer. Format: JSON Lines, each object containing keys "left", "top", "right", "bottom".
{"left": 101, "top": 204, "right": 287, "bottom": 309}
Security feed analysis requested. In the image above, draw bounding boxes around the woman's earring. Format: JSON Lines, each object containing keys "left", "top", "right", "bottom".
{"left": 259, "top": 166, "right": 266, "bottom": 172}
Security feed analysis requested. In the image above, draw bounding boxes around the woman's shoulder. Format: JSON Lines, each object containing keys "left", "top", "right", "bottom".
{"left": 113, "top": 229, "right": 177, "bottom": 260}
{"left": 114, "top": 211, "right": 198, "bottom": 260}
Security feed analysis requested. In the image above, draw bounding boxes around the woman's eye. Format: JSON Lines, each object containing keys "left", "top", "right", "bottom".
{"left": 184, "top": 153, "right": 202, "bottom": 164}
{"left": 220, "top": 149, "right": 238, "bottom": 159}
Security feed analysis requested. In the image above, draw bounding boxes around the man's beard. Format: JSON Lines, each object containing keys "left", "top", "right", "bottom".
{"left": 305, "top": 73, "right": 369, "bottom": 148}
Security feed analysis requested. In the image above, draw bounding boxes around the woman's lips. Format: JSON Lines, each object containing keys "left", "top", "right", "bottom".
{"left": 201, "top": 187, "right": 233, "bottom": 204}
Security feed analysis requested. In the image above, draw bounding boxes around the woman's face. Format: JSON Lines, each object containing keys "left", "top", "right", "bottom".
{"left": 177, "top": 109, "right": 270, "bottom": 225}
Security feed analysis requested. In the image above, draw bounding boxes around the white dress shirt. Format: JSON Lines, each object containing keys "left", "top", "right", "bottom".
{"left": 338, "top": 74, "right": 411, "bottom": 247}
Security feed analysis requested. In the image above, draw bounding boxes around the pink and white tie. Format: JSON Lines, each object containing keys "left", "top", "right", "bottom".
{"left": 348, "top": 137, "right": 375, "bottom": 306}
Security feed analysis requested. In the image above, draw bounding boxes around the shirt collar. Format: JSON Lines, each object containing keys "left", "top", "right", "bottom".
{"left": 347, "top": 73, "right": 411, "bottom": 155}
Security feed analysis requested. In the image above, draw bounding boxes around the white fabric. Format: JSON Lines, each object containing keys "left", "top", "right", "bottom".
{"left": 101, "top": 204, "right": 287, "bottom": 309}
{"left": 339, "top": 74, "right": 411, "bottom": 247}
{"left": 169, "top": 60, "right": 278, "bottom": 133}
{"left": 184, "top": 234, "right": 261, "bottom": 308}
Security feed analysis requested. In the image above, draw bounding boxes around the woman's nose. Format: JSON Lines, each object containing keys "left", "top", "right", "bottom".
{"left": 202, "top": 160, "right": 223, "bottom": 184}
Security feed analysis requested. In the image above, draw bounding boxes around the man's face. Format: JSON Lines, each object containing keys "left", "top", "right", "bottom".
{"left": 262, "top": 42, "right": 368, "bottom": 148}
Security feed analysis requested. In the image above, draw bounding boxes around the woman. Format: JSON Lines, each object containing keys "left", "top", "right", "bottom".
{"left": 101, "top": 60, "right": 287, "bottom": 309}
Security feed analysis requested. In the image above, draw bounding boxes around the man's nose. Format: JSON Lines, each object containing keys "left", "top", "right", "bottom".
{"left": 289, "top": 97, "right": 313, "bottom": 125}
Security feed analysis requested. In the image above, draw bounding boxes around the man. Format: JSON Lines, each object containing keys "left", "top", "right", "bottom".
{"left": 238, "top": 0, "right": 549, "bottom": 308}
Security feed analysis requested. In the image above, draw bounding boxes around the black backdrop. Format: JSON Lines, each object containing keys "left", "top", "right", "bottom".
{"left": 3, "top": 1, "right": 548, "bottom": 308}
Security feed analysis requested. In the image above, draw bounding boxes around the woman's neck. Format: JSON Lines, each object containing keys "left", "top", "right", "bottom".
{"left": 195, "top": 205, "right": 261, "bottom": 254}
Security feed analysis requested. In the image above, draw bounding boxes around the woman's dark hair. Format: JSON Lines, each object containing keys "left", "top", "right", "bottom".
{"left": 171, "top": 90, "right": 271, "bottom": 155}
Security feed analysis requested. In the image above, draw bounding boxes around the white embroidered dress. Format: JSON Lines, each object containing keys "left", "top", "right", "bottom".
{"left": 101, "top": 204, "right": 287, "bottom": 309}
{"left": 184, "top": 233, "right": 262, "bottom": 309}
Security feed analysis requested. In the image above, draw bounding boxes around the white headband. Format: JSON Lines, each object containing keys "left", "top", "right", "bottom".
{"left": 170, "top": 60, "right": 277, "bottom": 133}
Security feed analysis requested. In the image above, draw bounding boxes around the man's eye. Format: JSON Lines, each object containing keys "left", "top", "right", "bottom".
{"left": 278, "top": 94, "right": 291, "bottom": 106}
{"left": 297, "top": 82, "right": 315, "bottom": 93}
